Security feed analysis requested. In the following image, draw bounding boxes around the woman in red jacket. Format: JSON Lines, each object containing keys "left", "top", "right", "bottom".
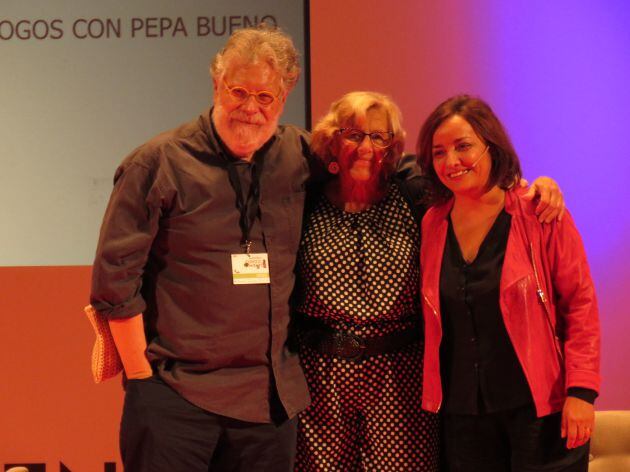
{"left": 416, "top": 95, "right": 600, "bottom": 471}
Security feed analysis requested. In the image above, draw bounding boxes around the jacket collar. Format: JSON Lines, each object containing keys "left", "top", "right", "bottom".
{"left": 432, "top": 187, "right": 529, "bottom": 219}
{"left": 504, "top": 187, "right": 528, "bottom": 217}
{"left": 429, "top": 197, "right": 454, "bottom": 222}
{"left": 422, "top": 188, "right": 534, "bottom": 304}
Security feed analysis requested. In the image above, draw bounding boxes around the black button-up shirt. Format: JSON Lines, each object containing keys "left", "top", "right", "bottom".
{"left": 439, "top": 209, "right": 596, "bottom": 414}
{"left": 439, "top": 210, "right": 532, "bottom": 414}
{"left": 90, "top": 109, "right": 311, "bottom": 423}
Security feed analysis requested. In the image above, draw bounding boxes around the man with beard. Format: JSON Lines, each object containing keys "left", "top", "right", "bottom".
{"left": 89, "top": 25, "right": 310, "bottom": 472}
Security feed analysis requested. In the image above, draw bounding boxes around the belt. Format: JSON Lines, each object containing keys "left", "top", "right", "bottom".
{"left": 299, "top": 319, "right": 421, "bottom": 362}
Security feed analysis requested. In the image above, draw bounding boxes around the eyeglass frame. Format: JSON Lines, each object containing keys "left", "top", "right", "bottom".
{"left": 222, "top": 78, "right": 282, "bottom": 106}
{"left": 336, "top": 128, "right": 395, "bottom": 148}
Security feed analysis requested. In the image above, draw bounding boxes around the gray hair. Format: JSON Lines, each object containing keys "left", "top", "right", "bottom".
{"left": 210, "top": 24, "right": 300, "bottom": 92}
{"left": 311, "top": 91, "right": 406, "bottom": 174}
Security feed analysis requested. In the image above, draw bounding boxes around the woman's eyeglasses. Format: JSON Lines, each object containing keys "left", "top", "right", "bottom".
{"left": 337, "top": 128, "right": 394, "bottom": 148}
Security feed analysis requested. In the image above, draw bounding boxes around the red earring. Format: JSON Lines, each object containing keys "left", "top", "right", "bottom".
{"left": 327, "top": 161, "right": 340, "bottom": 174}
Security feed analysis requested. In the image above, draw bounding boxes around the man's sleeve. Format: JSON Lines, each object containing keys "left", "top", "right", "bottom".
{"left": 90, "top": 160, "right": 164, "bottom": 319}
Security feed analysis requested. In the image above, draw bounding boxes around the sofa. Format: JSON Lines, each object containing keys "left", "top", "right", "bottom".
{"left": 589, "top": 410, "right": 630, "bottom": 471}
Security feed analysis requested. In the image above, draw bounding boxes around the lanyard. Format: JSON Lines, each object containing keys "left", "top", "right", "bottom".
{"left": 225, "top": 156, "right": 264, "bottom": 254}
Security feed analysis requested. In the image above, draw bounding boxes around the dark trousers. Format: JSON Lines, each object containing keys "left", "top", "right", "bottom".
{"left": 120, "top": 375, "right": 297, "bottom": 472}
{"left": 443, "top": 404, "right": 589, "bottom": 472}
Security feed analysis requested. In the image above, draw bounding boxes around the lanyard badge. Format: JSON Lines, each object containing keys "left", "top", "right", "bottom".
{"left": 231, "top": 252, "right": 270, "bottom": 285}
{"left": 225, "top": 156, "right": 270, "bottom": 285}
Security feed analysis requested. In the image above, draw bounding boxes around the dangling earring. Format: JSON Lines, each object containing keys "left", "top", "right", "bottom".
{"left": 327, "top": 160, "right": 340, "bottom": 174}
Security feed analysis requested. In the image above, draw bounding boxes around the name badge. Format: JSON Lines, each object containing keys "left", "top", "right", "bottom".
{"left": 231, "top": 253, "right": 271, "bottom": 285}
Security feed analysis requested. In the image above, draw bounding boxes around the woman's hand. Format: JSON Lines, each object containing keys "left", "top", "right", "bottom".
{"left": 521, "top": 176, "right": 566, "bottom": 223}
{"left": 561, "top": 396, "right": 595, "bottom": 449}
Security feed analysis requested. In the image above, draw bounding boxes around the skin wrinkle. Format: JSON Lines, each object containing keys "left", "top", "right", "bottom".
{"left": 333, "top": 108, "right": 390, "bottom": 207}
{"left": 212, "top": 58, "right": 286, "bottom": 160}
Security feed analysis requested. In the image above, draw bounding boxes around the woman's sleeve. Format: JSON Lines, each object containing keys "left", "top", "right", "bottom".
{"left": 544, "top": 212, "right": 601, "bottom": 393}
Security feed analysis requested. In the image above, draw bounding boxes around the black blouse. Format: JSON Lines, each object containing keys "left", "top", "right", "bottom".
{"left": 439, "top": 210, "right": 532, "bottom": 414}
{"left": 439, "top": 209, "right": 596, "bottom": 415}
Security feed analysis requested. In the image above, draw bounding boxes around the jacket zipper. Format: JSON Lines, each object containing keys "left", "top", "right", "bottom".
{"left": 529, "top": 242, "right": 564, "bottom": 362}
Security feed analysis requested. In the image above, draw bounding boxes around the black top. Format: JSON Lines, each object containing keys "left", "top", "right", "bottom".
{"left": 439, "top": 209, "right": 596, "bottom": 415}
{"left": 440, "top": 209, "right": 532, "bottom": 414}
{"left": 90, "top": 109, "right": 311, "bottom": 423}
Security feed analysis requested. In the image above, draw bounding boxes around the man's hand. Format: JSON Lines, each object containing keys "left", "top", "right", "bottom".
{"left": 109, "top": 314, "right": 153, "bottom": 380}
{"left": 521, "top": 176, "right": 565, "bottom": 223}
{"left": 561, "top": 396, "right": 595, "bottom": 449}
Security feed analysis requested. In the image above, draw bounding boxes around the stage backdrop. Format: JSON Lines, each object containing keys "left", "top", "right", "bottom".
{"left": 0, "top": 0, "right": 308, "bottom": 267}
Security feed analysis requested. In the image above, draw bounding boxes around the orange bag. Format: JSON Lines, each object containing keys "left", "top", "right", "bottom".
{"left": 84, "top": 305, "right": 123, "bottom": 383}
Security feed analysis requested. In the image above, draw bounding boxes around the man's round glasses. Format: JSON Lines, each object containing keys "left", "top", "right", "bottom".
{"left": 337, "top": 128, "right": 394, "bottom": 148}
{"left": 223, "top": 79, "right": 279, "bottom": 106}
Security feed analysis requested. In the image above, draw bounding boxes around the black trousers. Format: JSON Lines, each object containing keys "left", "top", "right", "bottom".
{"left": 120, "top": 375, "right": 297, "bottom": 472}
{"left": 443, "top": 404, "right": 589, "bottom": 472}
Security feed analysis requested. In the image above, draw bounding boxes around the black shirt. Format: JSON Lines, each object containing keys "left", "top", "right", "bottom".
{"left": 90, "top": 109, "right": 311, "bottom": 423}
{"left": 439, "top": 209, "right": 597, "bottom": 414}
{"left": 439, "top": 210, "right": 532, "bottom": 414}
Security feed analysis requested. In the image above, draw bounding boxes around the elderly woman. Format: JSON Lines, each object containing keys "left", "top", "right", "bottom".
{"left": 417, "top": 95, "right": 600, "bottom": 471}
{"left": 291, "top": 92, "right": 564, "bottom": 471}
{"left": 292, "top": 91, "right": 440, "bottom": 471}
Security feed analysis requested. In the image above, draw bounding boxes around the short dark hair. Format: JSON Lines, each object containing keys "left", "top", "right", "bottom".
{"left": 416, "top": 94, "right": 522, "bottom": 205}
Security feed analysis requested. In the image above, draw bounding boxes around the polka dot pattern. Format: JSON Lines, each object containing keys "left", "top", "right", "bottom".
{"left": 294, "top": 184, "right": 440, "bottom": 471}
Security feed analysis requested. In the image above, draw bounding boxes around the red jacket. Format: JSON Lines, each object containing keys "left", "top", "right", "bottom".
{"left": 420, "top": 190, "right": 600, "bottom": 417}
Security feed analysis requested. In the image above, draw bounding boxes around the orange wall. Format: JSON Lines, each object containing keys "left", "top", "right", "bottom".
{"left": 1, "top": 266, "right": 122, "bottom": 469}
{"left": 310, "top": 0, "right": 489, "bottom": 154}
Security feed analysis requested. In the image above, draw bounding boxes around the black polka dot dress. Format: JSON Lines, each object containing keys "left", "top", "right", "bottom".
{"left": 294, "top": 184, "right": 440, "bottom": 471}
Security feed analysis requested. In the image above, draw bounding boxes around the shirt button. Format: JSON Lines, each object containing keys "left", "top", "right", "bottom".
{"left": 470, "top": 337, "right": 477, "bottom": 343}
